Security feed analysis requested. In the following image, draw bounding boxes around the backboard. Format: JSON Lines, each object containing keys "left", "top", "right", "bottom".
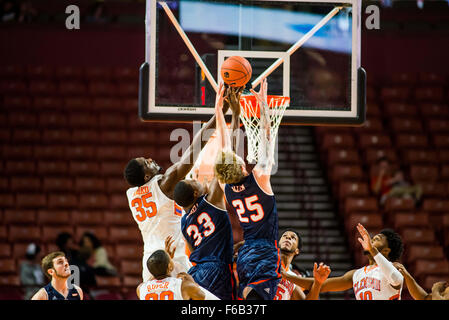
{"left": 139, "top": 0, "right": 366, "bottom": 125}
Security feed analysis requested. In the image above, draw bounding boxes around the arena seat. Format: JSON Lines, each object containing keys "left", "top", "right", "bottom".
{"left": 96, "top": 146, "right": 127, "bottom": 161}
{"left": 99, "top": 130, "right": 128, "bottom": 144}
{"left": 406, "top": 245, "right": 445, "bottom": 264}
{"left": 38, "top": 161, "right": 68, "bottom": 175}
{"left": 412, "top": 259, "right": 449, "bottom": 279}
{"left": 69, "top": 161, "right": 100, "bottom": 176}
{"left": 3, "top": 210, "right": 36, "bottom": 224}
{"left": 438, "top": 150, "right": 449, "bottom": 163}
{"left": 12, "top": 129, "right": 41, "bottom": 143}
{"left": 422, "top": 275, "right": 447, "bottom": 291}
{"left": 101, "top": 162, "right": 126, "bottom": 177}
{"left": 331, "top": 165, "right": 365, "bottom": 182}
{"left": 29, "top": 81, "right": 57, "bottom": 96}
{"left": 8, "top": 226, "right": 41, "bottom": 242}
{"left": 402, "top": 149, "right": 438, "bottom": 165}
{"left": 391, "top": 212, "right": 429, "bottom": 230}
{"left": 363, "top": 148, "right": 398, "bottom": 165}
{"left": 395, "top": 134, "right": 429, "bottom": 148}
{"left": 41, "top": 129, "right": 71, "bottom": 144}
{"left": 384, "top": 197, "right": 416, "bottom": 213}
{"left": 0, "top": 244, "right": 11, "bottom": 258}
{"left": 421, "top": 182, "right": 447, "bottom": 198}
{"left": 88, "top": 81, "right": 117, "bottom": 96}
{"left": 78, "top": 194, "right": 108, "bottom": 209}
{"left": 47, "top": 193, "right": 78, "bottom": 209}
{"left": 358, "top": 134, "right": 392, "bottom": 149}
{"left": 338, "top": 182, "right": 370, "bottom": 200}
{"left": 414, "top": 86, "right": 445, "bottom": 102}
{"left": 95, "top": 276, "right": 121, "bottom": 288}
{"left": 418, "top": 72, "right": 446, "bottom": 85}
{"left": 112, "top": 66, "right": 139, "bottom": 80}
{"left": 33, "top": 96, "right": 63, "bottom": 110}
{"left": 115, "top": 244, "right": 143, "bottom": 260}
{"left": 383, "top": 102, "right": 418, "bottom": 117}
{"left": 5, "top": 160, "right": 36, "bottom": 175}
{"left": 66, "top": 145, "right": 96, "bottom": 160}
{"left": 3, "top": 96, "right": 32, "bottom": 109}
{"left": 71, "top": 129, "right": 100, "bottom": 143}
{"left": 99, "top": 112, "right": 128, "bottom": 129}
{"left": 422, "top": 199, "right": 449, "bottom": 213}
{"left": 109, "top": 194, "right": 129, "bottom": 210}
{"left": 380, "top": 86, "right": 410, "bottom": 101}
{"left": 84, "top": 67, "right": 113, "bottom": 79}
{"left": 321, "top": 133, "right": 355, "bottom": 149}
{"left": 68, "top": 112, "right": 98, "bottom": 128}
{"left": 105, "top": 178, "right": 128, "bottom": 193}
{"left": 327, "top": 149, "right": 361, "bottom": 166}
{"left": 353, "top": 118, "right": 383, "bottom": 133}
{"left": 410, "top": 165, "right": 439, "bottom": 183}
{"left": 400, "top": 228, "right": 436, "bottom": 244}
{"left": 420, "top": 103, "right": 449, "bottom": 118}
{"left": 117, "top": 82, "right": 138, "bottom": 97}
{"left": 75, "top": 226, "right": 108, "bottom": 243}
{"left": 16, "top": 193, "right": 47, "bottom": 209}
{"left": 109, "top": 227, "right": 141, "bottom": 243}
{"left": 10, "top": 177, "right": 41, "bottom": 192}
{"left": 122, "top": 276, "right": 141, "bottom": 288}
{"left": 74, "top": 177, "right": 106, "bottom": 192}
{"left": 344, "top": 197, "right": 379, "bottom": 215}
{"left": 55, "top": 66, "right": 84, "bottom": 79}
{"left": 0, "top": 80, "right": 28, "bottom": 94}
{"left": 71, "top": 210, "right": 104, "bottom": 226}
{"left": 0, "top": 194, "right": 14, "bottom": 208}
{"left": 38, "top": 112, "right": 68, "bottom": 128}
{"left": 390, "top": 118, "right": 423, "bottom": 133}
{"left": 34, "top": 145, "right": 66, "bottom": 160}
{"left": 432, "top": 134, "right": 449, "bottom": 148}
{"left": 41, "top": 226, "right": 74, "bottom": 242}
{"left": 37, "top": 210, "right": 71, "bottom": 225}
{"left": 120, "top": 260, "right": 141, "bottom": 276}
{"left": 104, "top": 211, "right": 134, "bottom": 226}
{"left": 42, "top": 177, "right": 74, "bottom": 192}
{"left": 425, "top": 119, "right": 449, "bottom": 133}
{"left": 64, "top": 97, "right": 92, "bottom": 110}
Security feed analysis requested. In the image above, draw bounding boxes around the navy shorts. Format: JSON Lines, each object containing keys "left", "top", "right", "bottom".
{"left": 188, "top": 260, "right": 235, "bottom": 300}
{"left": 236, "top": 239, "right": 281, "bottom": 300}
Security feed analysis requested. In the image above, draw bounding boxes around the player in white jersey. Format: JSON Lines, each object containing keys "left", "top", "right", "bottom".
{"left": 282, "top": 223, "right": 404, "bottom": 300}
{"left": 124, "top": 90, "right": 232, "bottom": 282}
{"left": 136, "top": 236, "right": 219, "bottom": 300}
{"left": 275, "top": 229, "right": 331, "bottom": 300}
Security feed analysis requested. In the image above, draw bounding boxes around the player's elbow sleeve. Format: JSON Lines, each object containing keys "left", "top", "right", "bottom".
{"left": 390, "top": 270, "right": 404, "bottom": 287}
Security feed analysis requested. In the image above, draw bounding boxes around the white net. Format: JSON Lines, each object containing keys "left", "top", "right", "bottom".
{"left": 239, "top": 95, "right": 290, "bottom": 164}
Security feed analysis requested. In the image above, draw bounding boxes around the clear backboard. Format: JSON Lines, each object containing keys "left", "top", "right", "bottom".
{"left": 139, "top": 0, "right": 366, "bottom": 125}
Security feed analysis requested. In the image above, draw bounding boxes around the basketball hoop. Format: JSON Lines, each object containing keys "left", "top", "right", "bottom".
{"left": 239, "top": 95, "right": 290, "bottom": 164}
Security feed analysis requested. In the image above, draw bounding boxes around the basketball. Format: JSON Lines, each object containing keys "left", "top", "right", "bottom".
{"left": 220, "top": 56, "right": 252, "bottom": 87}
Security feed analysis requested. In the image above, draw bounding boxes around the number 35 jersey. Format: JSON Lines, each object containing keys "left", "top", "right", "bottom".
{"left": 181, "top": 195, "right": 233, "bottom": 265}
{"left": 126, "top": 174, "right": 191, "bottom": 278}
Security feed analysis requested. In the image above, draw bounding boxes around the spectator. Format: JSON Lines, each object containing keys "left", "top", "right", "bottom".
{"left": 370, "top": 156, "right": 395, "bottom": 205}
{"left": 19, "top": 243, "right": 45, "bottom": 300}
{"left": 17, "top": 0, "right": 37, "bottom": 23}
{"left": 79, "top": 232, "right": 117, "bottom": 276}
{"left": 55, "top": 232, "right": 97, "bottom": 293}
{"left": 86, "top": 0, "right": 109, "bottom": 24}
{"left": 1, "top": 0, "right": 19, "bottom": 22}
{"left": 386, "top": 169, "right": 423, "bottom": 205}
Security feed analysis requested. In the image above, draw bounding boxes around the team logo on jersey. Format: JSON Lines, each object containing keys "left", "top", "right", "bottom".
{"left": 231, "top": 185, "right": 246, "bottom": 192}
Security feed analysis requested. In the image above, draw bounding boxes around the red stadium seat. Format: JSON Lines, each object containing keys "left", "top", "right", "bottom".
{"left": 327, "top": 149, "right": 361, "bottom": 166}
{"left": 383, "top": 102, "right": 418, "bottom": 117}
{"left": 27, "top": 65, "right": 54, "bottom": 79}
{"left": 432, "top": 135, "right": 449, "bottom": 148}
{"left": 3, "top": 96, "right": 31, "bottom": 109}
{"left": 101, "top": 162, "right": 126, "bottom": 177}
{"left": 422, "top": 199, "right": 449, "bottom": 213}
{"left": 68, "top": 112, "right": 98, "bottom": 128}
{"left": 0, "top": 80, "right": 27, "bottom": 94}
{"left": 421, "top": 183, "right": 447, "bottom": 198}
{"left": 2, "top": 145, "right": 33, "bottom": 159}
{"left": 58, "top": 81, "right": 87, "bottom": 95}
{"left": 12, "top": 243, "right": 33, "bottom": 259}
{"left": 99, "top": 130, "right": 128, "bottom": 144}
{"left": 345, "top": 213, "right": 383, "bottom": 236}
{"left": 0, "top": 194, "right": 14, "bottom": 208}
{"left": 85, "top": 67, "right": 112, "bottom": 79}
{"left": 396, "top": 134, "right": 428, "bottom": 148}
{"left": 12, "top": 129, "right": 41, "bottom": 143}
{"left": 113, "top": 66, "right": 138, "bottom": 80}
{"left": 96, "top": 146, "right": 127, "bottom": 160}
{"left": 104, "top": 211, "right": 134, "bottom": 226}
{"left": 413, "top": 260, "right": 449, "bottom": 279}
{"left": 406, "top": 245, "right": 445, "bottom": 264}
{"left": 392, "top": 212, "right": 429, "bottom": 230}
{"left": 88, "top": 81, "right": 117, "bottom": 96}
{"left": 38, "top": 112, "right": 68, "bottom": 128}
{"left": 74, "top": 177, "right": 105, "bottom": 192}
{"left": 438, "top": 150, "right": 449, "bottom": 163}
{"left": 55, "top": 66, "right": 84, "bottom": 79}
{"left": 331, "top": 165, "right": 364, "bottom": 182}
{"left": 410, "top": 165, "right": 439, "bottom": 183}
{"left": 69, "top": 161, "right": 100, "bottom": 176}
{"left": 78, "top": 194, "right": 108, "bottom": 209}
{"left": 390, "top": 118, "right": 423, "bottom": 133}
{"left": 109, "top": 227, "right": 141, "bottom": 243}
{"left": 8, "top": 226, "right": 41, "bottom": 242}
{"left": 384, "top": 197, "right": 415, "bottom": 212}
{"left": 122, "top": 98, "right": 138, "bottom": 112}
{"left": 418, "top": 72, "right": 446, "bottom": 85}
{"left": 414, "top": 87, "right": 444, "bottom": 102}
{"left": 37, "top": 161, "right": 68, "bottom": 175}
{"left": 41, "top": 129, "right": 71, "bottom": 144}
{"left": 3, "top": 209, "right": 36, "bottom": 224}
{"left": 5, "top": 161, "right": 36, "bottom": 175}
{"left": 71, "top": 210, "right": 104, "bottom": 226}
{"left": 105, "top": 178, "right": 128, "bottom": 193}
{"left": 0, "top": 244, "right": 11, "bottom": 258}
{"left": 99, "top": 113, "right": 128, "bottom": 129}
{"left": 389, "top": 72, "right": 417, "bottom": 85}
{"left": 120, "top": 260, "right": 141, "bottom": 276}
{"left": 29, "top": 81, "right": 57, "bottom": 95}
{"left": 425, "top": 119, "right": 449, "bottom": 133}
{"left": 345, "top": 197, "right": 379, "bottom": 214}
{"left": 402, "top": 149, "right": 438, "bottom": 165}
{"left": 66, "top": 145, "right": 96, "bottom": 160}
{"left": 34, "top": 145, "right": 66, "bottom": 160}
{"left": 7, "top": 112, "right": 37, "bottom": 128}
{"left": 48, "top": 194, "right": 78, "bottom": 209}
{"left": 64, "top": 97, "right": 92, "bottom": 110}
{"left": 0, "top": 65, "right": 25, "bottom": 78}
{"left": 71, "top": 129, "right": 99, "bottom": 143}
{"left": 321, "top": 133, "right": 355, "bottom": 149}
{"left": 366, "top": 102, "right": 381, "bottom": 117}
{"left": 353, "top": 118, "right": 383, "bottom": 133}
{"left": 10, "top": 177, "right": 41, "bottom": 191}
{"left": 37, "top": 210, "right": 71, "bottom": 225}
{"left": 380, "top": 86, "right": 410, "bottom": 101}
{"left": 109, "top": 193, "right": 129, "bottom": 210}
{"left": 115, "top": 244, "right": 143, "bottom": 260}
{"left": 401, "top": 228, "right": 436, "bottom": 244}
{"left": 33, "top": 97, "right": 63, "bottom": 110}
{"left": 92, "top": 97, "right": 122, "bottom": 110}
{"left": 420, "top": 103, "right": 449, "bottom": 118}
{"left": 42, "top": 177, "right": 74, "bottom": 192}
{"left": 16, "top": 193, "right": 47, "bottom": 209}
{"left": 0, "top": 259, "right": 15, "bottom": 273}
{"left": 0, "top": 226, "right": 7, "bottom": 241}
{"left": 41, "top": 226, "right": 74, "bottom": 242}
{"left": 363, "top": 148, "right": 398, "bottom": 165}
{"left": 358, "top": 134, "right": 392, "bottom": 149}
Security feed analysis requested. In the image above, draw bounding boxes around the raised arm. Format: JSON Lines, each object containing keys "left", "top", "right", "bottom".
{"left": 215, "top": 82, "right": 231, "bottom": 152}
{"left": 226, "top": 86, "right": 243, "bottom": 152}
{"left": 305, "top": 262, "right": 331, "bottom": 300}
{"left": 394, "top": 262, "right": 431, "bottom": 300}
{"left": 206, "top": 178, "right": 226, "bottom": 210}
{"left": 179, "top": 272, "right": 206, "bottom": 300}
{"left": 159, "top": 84, "right": 229, "bottom": 198}
{"left": 249, "top": 78, "right": 273, "bottom": 194}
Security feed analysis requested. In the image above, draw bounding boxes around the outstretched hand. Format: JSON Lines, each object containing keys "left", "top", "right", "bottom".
{"left": 225, "top": 85, "right": 243, "bottom": 117}
{"left": 165, "top": 235, "right": 176, "bottom": 259}
{"left": 249, "top": 78, "right": 268, "bottom": 106}
{"left": 357, "top": 223, "right": 375, "bottom": 254}
{"left": 313, "top": 262, "right": 331, "bottom": 285}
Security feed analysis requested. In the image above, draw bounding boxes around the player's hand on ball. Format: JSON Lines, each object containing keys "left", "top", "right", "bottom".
{"left": 313, "top": 262, "right": 331, "bottom": 284}
{"left": 226, "top": 86, "right": 243, "bottom": 116}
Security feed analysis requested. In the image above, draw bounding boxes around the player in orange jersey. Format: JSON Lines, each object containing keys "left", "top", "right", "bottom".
{"left": 136, "top": 236, "right": 219, "bottom": 300}
{"left": 275, "top": 229, "right": 331, "bottom": 300}
{"left": 282, "top": 223, "right": 404, "bottom": 300}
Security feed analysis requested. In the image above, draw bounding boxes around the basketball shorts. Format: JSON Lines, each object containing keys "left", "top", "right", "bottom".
{"left": 189, "top": 260, "right": 235, "bottom": 300}
{"left": 236, "top": 238, "right": 282, "bottom": 300}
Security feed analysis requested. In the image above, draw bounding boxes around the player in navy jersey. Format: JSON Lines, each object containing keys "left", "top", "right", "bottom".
{"left": 31, "top": 251, "right": 83, "bottom": 300}
{"left": 173, "top": 83, "right": 240, "bottom": 300}
{"left": 214, "top": 79, "right": 281, "bottom": 300}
